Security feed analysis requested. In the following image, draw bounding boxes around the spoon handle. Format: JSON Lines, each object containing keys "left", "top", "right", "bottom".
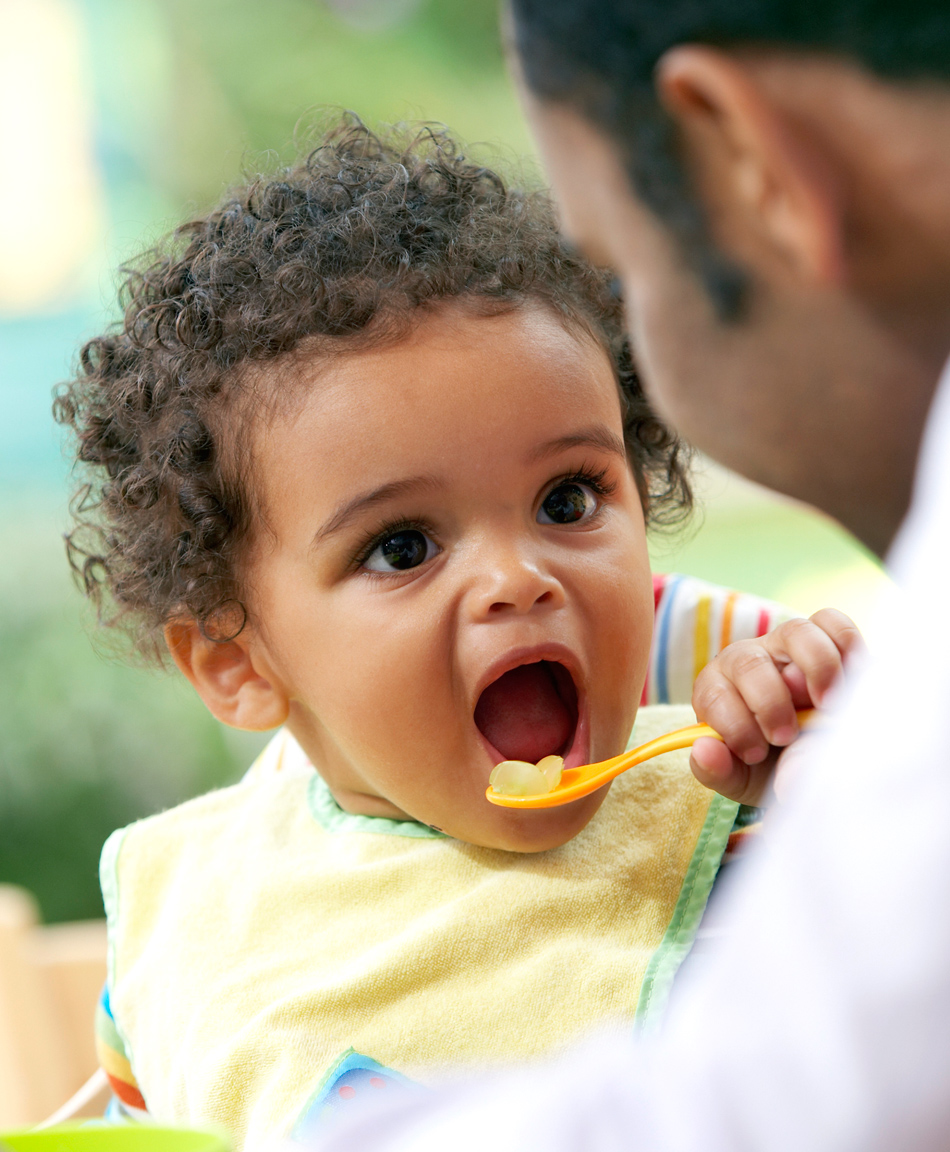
{"left": 597, "top": 721, "right": 721, "bottom": 774}
{"left": 486, "top": 708, "right": 816, "bottom": 808}
{"left": 591, "top": 707, "right": 817, "bottom": 784}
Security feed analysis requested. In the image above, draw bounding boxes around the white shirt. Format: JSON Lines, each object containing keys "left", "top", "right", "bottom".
{"left": 312, "top": 362, "right": 950, "bottom": 1152}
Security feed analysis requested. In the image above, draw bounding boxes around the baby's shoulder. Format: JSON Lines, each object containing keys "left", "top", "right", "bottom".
{"left": 135, "top": 760, "right": 305, "bottom": 837}
{"left": 103, "top": 757, "right": 313, "bottom": 904}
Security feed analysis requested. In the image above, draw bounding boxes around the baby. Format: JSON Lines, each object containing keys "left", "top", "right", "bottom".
{"left": 59, "top": 119, "right": 857, "bottom": 1149}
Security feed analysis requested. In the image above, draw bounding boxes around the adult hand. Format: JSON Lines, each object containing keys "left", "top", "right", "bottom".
{"left": 689, "top": 608, "right": 863, "bottom": 804}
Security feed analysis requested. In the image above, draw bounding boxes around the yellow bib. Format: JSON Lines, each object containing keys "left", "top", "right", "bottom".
{"left": 101, "top": 705, "right": 737, "bottom": 1151}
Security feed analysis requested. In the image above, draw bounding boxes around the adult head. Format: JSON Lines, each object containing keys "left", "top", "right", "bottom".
{"left": 509, "top": 0, "right": 950, "bottom": 557}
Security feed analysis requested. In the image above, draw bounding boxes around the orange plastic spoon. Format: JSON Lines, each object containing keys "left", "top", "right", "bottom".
{"left": 485, "top": 709, "right": 815, "bottom": 809}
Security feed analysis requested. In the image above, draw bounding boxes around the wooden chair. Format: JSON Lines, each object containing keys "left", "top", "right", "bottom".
{"left": 0, "top": 884, "right": 110, "bottom": 1129}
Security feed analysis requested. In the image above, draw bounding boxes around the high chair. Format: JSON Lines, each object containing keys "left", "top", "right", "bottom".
{"left": 0, "top": 885, "right": 110, "bottom": 1129}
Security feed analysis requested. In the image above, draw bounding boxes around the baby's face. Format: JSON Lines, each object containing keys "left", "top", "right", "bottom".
{"left": 243, "top": 303, "right": 654, "bottom": 851}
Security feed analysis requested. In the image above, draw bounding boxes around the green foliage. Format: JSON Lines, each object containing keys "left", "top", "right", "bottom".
{"left": 84, "top": 0, "right": 534, "bottom": 234}
{"left": 0, "top": 499, "right": 265, "bottom": 922}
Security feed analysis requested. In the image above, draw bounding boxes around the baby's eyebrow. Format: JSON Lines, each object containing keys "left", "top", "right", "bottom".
{"left": 529, "top": 425, "right": 627, "bottom": 463}
{"left": 312, "top": 475, "right": 443, "bottom": 546}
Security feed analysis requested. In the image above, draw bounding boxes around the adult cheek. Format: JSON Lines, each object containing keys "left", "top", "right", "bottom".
{"left": 620, "top": 268, "right": 733, "bottom": 450}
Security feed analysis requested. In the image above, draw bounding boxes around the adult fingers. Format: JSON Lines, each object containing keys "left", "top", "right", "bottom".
{"left": 698, "top": 640, "right": 799, "bottom": 749}
{"left": 808, "top": 607, "right": 865, "bottom": 658}
{"left": 767, "top": 616, "right": 847, "bottom": 708}
{"left": 772, "top": 737, "right": 814, "bottom": 803}
{"left": 690, "top": 737, "right": 779, "bottom": 806}
{"left": 692, "top": 672, "right": 770, "bottom": 764}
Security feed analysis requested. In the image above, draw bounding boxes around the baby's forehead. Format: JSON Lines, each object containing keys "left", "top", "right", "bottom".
{"left": 241, "top": 308, "right": 624, "bottom": 513}
{"left": 245, "top": 302, "right": 617, "bottom": 437}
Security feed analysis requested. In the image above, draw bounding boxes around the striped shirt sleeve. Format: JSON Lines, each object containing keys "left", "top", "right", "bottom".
{"left": 96, "top": 984, "right": 149, "bottom": 1120}
{"left": 643, "top": 574, "right": 795, "bottom": 706}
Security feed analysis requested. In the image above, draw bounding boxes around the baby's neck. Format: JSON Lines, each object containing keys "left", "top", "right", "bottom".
{"left": 328, "top": 780, "right": 414, "bottom": 822}
{"left": 286, "top": 716, "right": 416, "bottom": 822}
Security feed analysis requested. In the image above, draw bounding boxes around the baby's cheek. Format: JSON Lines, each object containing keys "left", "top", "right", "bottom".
{"left": 339, "top": 638, "right": 456, "bottom": 762}
{"left": 596, "top": 564, "right": 653, "bottom": 718}
{"left": 597, "top": 553, "right": 653, "bottom": 656}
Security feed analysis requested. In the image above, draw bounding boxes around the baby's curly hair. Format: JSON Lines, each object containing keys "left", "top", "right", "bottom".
{"left": 56, "top": 115, "right": 691, "bottom": 662}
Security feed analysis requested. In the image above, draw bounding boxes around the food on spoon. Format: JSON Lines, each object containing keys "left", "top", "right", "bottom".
{"left": 489, "top": 760, "right": 548, "bottom": 796}
{"left": 536, "top": 755, "right": 564, "bottom": 789}
{"left": 489, "top": 754, "right": 564, "bottom": 797}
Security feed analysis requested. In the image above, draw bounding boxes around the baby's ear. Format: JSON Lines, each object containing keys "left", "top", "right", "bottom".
{"left": 164, "top": 619, "right": 290, "bottom": 732}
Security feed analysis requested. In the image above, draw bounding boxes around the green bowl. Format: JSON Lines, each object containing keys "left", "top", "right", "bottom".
{"left": 0, "top": 1127, "right": 228, "bottom": 1152}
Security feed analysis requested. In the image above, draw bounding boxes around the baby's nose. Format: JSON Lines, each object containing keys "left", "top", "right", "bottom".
{"left": 466, "top": 545, "right": 566, "bottom": 619}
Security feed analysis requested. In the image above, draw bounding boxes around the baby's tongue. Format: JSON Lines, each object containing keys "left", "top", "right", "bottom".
{"left": 474, "top": 662, "right": 573, "bottom": 763}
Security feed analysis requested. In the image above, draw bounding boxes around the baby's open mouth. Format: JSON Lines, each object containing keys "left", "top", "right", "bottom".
{"left": 474, "top": 660, "right": 578, "bottom": 764}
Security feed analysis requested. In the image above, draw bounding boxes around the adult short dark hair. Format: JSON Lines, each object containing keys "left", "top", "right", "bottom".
{"left": 511, "top": 0, "right": 950, "bottom": 315}
{"left": 55, "top": 115, "right": 691, "bottom": 661}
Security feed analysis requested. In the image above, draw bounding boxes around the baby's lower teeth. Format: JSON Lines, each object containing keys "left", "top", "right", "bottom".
{"left": 490, "top": 755, "right": 564, "bottom": 797}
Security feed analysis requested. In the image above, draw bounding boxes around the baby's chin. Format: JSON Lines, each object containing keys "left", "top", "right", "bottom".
{"left": 319, "top": 738, "right": 613, "bottom": 852}
{"left": 434, "top": 786, "right": 612, "bottom": 854}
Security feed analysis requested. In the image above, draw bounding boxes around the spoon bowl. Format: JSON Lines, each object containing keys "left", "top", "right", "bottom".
{"left": 485, "top": 709, "right": 815, "bottom": 809}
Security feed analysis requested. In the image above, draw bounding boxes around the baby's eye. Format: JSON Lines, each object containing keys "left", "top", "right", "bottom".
{"left": 363, "top": 529, "right": 439, "bottom": 573}
{"left": 537, "top": 481, "right": 598, "bottom": 525}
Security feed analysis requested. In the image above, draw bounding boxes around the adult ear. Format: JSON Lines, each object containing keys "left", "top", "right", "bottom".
{"left": 164, "top": 619, "right": 290, "bottom": 732}
{"left": 655, "top": 45, "right": 845, "bottom": 285}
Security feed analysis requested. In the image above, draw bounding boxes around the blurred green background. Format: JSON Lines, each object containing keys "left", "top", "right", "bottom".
{"left": 0, "top": 0, "right": 886, "bottom": 924}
